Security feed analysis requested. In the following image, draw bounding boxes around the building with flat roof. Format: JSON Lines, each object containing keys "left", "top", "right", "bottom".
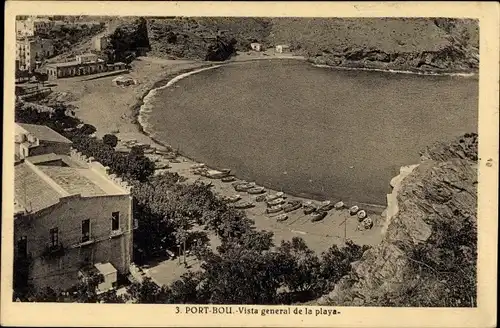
{"left": 16, "top": 38, "right": 54, "bottom": 72}
{"left": 15, "top": 123, "right": 72, "bottom": 161}
{"left": 16, "top": 17, "right": 54, "bottom": 38}
{"left": 92, "top": 35, "right": 109, "bottom": 52}
{"left": 45, "top": 54, "right": 127, "bottom": 79}
{"left": 14, "top": 127, "right": 134, "bottom": 292}
{"left": 275, "top": 44, "right": 291, "bottom": 53}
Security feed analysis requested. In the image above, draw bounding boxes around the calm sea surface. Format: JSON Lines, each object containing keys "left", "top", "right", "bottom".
{"left": 146, "top": 60, "right": 478, "bottom": 205}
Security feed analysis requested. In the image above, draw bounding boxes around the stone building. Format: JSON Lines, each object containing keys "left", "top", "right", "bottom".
{"left": 15, "top": 123, "right": 73, "bottom": 161}
{"left": 92, "top": 35, "right": 109, "bottom": 52}
{"left": 250, "top": 42, "right": 262, "bottom": 52}
{"left": 14, "top": 138, "right": 134, "bottom": 291}
{"left": 275, "top": 44, "right": 291, "bottom": 53}
{"left": 16, "top": 17, "right": 54, "bottom": 38}
{"left": 45, "top": 54, "right": 127, "bottom": 79}
{"left": 16, "top": 38, "right": 54, "bottom": 72}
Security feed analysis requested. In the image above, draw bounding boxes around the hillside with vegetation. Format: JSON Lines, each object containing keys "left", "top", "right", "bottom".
{"left": 314, "top": 133, "right": 478, "bottom": 307}
{"left": 106, "top": 17, "right": 478, "bottom": 72}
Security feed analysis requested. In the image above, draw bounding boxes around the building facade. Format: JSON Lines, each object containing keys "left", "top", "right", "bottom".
{"left": 275, "top": 44, "right": 291, "bottom": 53}
{"left": 16, "top": 38, "right": 55, "bottom": 72}
{"left": 15, "top": 123, "right": 72, "bottom": 161}
{"left": 45, "top": 55, "right": 127, "bottom": 79}
{"left": 14, "top": 133, "right": 134, "bottom": 291}
{"left": 92, "top": 35, "right": 109, "bottom": 52}
{"left": 250, "top": 43, "right": 262, "bottom": 52}
{"left": 16, "top": 17, "right": 54, "bottom": 38}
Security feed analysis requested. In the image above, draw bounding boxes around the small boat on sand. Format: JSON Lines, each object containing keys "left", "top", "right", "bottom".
{"left": 303, "top": 206, "right": 317, "bottom": 215}
{"left": 265, "top": 192, "right": 285, "bottom": 202}
{"left": 232, "top": 180, "right": 247, "bottom": 187}
{"left": 357, "top": 210, "right": 367, "bottom": 221}
{"left": 248, "top": 186, "right": 266, "bottom": 194}
{"left": 282, "top": 201, "right": 302, "bottom": 213}
{"left": 206, "top": 170, "right": 230, "bottom": 179}
{"left": 362, "top": 217, "right": 373, "bottom": 229}
{"left": 318, "top": 200, "right": 335, "bottom": 212}
{"left": 190, "top": 163, "right": 206, "bottom": 169}
{"left": 221, "top": 176, "right": 236, "bottom": 183}
{"left": 311, "top": 211, "right": 328, "bottom": 222}
{"left": 334, "top": 201, "right": 345, "bottom": 210}
{"left": 224, "top": 194, "right": 241, "bottom": 203}
{"left": 276, "top": 214, "right": 289, "bottom": 222}
{"left": 233, "top": 201, "right": 255, "bottom": 209}
{"left": 266, "top": 205, "right": 282, "bottom": 214}
{"left": 267, "top": 197, "right": 286, "bottom": 207}
{"left": 255, "top": 194, "right": 268, "bottom": 202}
{"left": 349, "top": 205, "right": 360, "bottom": 215}
{"left": 235, "top": 182, "right": 256, "bottom": 192}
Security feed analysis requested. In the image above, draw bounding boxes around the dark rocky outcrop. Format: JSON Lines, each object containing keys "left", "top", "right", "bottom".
{"left": 107, "top": 17, "right": 151, "bottom": 63}
{"left": 316, "top": 134, "right": 478, "bottom": 307}
{"left": 205, "top": 36, "right": 237, "bottom": 61}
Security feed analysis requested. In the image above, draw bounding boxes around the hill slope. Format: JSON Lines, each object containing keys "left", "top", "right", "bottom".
{"left": 315, "top": 133, "right": 478, "bottom": 307}
{"left": 138, "top": 17, "right": 479, "bottom": 72}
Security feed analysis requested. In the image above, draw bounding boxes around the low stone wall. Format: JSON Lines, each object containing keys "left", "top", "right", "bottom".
{"left": 69, "top": 147, "right": 132, "bottom": 192}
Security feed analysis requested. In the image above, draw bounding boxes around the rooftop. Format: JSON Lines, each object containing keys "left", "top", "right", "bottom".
{"left": 46, "top": 59, "right": 105, "bottom": 68}
{"left": 15, "top": 153, "right": 129, "bottom": 214}
{"left": 95, "top": 262, "right": 117, "bottom": 276}
{"left": 16, "top": 123, "right": 72, "bottom": 144}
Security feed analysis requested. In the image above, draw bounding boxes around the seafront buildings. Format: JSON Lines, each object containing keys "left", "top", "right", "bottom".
{"left": 15, "top": 38, "right": 54, "bottom": 72}
{"left": 45, "top": 54, "right": 127, "bottom": 79}
{"left": 14, "top": 123, "right": 134, "bottom": 292}
{"left": 16, "top": 17, "right": 54, "bottom": 38}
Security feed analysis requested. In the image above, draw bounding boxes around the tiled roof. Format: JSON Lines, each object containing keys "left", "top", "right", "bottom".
{"left": 14, "top": 154, "right": 129, "bottom": 214}
{"left": 15, "top": 162, "right": 63, "bottom": 213}
{"left": 17, "top": 123, "right": 72, "bottom": 144}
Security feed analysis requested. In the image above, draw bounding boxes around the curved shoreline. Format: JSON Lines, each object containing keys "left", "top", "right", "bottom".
{"left": 134, "top": 56, "right": 475, "bottom": 211}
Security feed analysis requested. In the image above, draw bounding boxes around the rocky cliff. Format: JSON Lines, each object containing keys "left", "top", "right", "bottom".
{"left": 316, "top": 133, "right": 478, "bottom": 307}
{"left": 140, "top": 17, "right": 478, "bottom": 73}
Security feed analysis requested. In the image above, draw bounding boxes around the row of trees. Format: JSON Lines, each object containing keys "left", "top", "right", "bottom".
{"left": 15, "top": 94, "right": 370, "bottom": 305}
{"left": 124, "top": 238, "right": 369, "bottom": 304}
{"left": 72, "top": 136, "right": 155, "bottom": 182}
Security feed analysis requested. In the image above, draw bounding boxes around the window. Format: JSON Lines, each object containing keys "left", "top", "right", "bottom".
{"left": 17, "top": 236, "right": 27, "bottom": 258}
{"left": 111, "top": 212, "right": 120, "bottom": 231}
{"left": 49, "top": 227, "right": 59, "bottom": 247}
{"left": 82, "top": 219, "right": 90, "bottom": 242}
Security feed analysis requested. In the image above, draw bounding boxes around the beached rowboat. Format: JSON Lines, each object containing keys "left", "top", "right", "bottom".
{"left": 311, "top": 211, "right": 328, "bottom": 222}
{"left": 282, "top": 201, "right": 302, "bottom": 213}
{"left": 235, "top": 182, "right": 256, "bottom": 192}
{"left": 357, "top": 210, "right": 367, "bottom": 221}
{"left": 248, "top": 187, "right": 266, "bottom": 194}
{"left": 267, "top": 197, "right": 286, "bottom": 207}
{"left": 362, "top": 217, "right": 373, "bottom": 229}
{"left": 318, "top": 200, "right": 335, "bottom": 212}
{"left": 232, "top": 180, "right": 247, "bottom": 187}
{"left": 334, "top": 201, "right": 345, "bottom": 210}
{"left": 224, "top": 194, "right": 241, "bottom": 203}
{"left": 276, "top": 214, "right": 289, "bottom": 222}
{"left": 233, "top": 201, "right": 255, "bottom": 209}
{"left": 349, "top": 205, "right": 360, "bottom": 215}
{"left": 255, "top": 194, "right": 268, "bottom": 202}
{"left": 265, "top": 192, "right": 285, "bottom": 202}
{"left": 221, "top": 176, "right": 236, "bottom": 183}
{"left": 266, "top": 205, "right": 282, "bottom": 214}
{"left": 303, "top": 206, "right": 317, "bottom": 215}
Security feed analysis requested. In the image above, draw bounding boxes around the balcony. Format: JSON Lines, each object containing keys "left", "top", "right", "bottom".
{"left": 109, "top": 229, "right": 124, "bottom": 239}
{"left": 71, "top": 236, "right": 96, "bottom": 248}
{"left": 41, "top": 243, "right": 65, "bottom": 259}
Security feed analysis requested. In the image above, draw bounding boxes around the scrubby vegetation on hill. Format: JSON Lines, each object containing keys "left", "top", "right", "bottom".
{"left": 109, "top": 17, "right": 479, "bottom": 71}
{"left": 315, "top": 133, "right": 478, "bottom": 307}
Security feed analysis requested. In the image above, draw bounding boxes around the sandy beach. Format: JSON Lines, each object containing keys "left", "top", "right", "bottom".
{"left": 51, "top": 53, "right": 385, "bottom": 259}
